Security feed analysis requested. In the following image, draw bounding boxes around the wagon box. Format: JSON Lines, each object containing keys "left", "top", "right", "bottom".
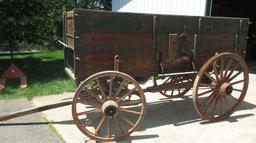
{"left": 62, "top": 9, "right": 249, "bottom": 85}
{"left": 0, "top": 9, "right": 250, "bottom": 142}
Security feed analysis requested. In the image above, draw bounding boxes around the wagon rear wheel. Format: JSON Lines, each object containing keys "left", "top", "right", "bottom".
{"left": 154, "top": 75, "right": 191, "bottom": 98}
{"left": 193, "top": 53, "right": 249, "bottom": 121}
{"left": 72, "top": 71, "right": 146, "bottom": 142}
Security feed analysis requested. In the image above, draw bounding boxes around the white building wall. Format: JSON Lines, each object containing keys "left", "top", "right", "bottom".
{"left": 112, "top": 0, "right": 208, "bottom": 16}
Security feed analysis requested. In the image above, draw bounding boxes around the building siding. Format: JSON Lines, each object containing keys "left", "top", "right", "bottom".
{"left": 112, "top": 0, "right": 208, "bottom": 16}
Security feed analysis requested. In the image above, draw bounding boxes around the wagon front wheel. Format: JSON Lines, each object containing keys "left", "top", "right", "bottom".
{"left": 193, "top": 53, "right": 249, "bottom": 121}
{"left": 72, "top": 71, "right": 146, "bottom": 142}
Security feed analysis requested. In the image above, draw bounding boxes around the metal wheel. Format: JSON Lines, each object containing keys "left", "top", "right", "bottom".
{"left": 193, "top": 53, "right": 249, "bottom": 121}
{"left": 72, "top": 71, "right": 146, "bottom": 142}
{"left": 154, "top": 75, "right": 191, "bottom": 98}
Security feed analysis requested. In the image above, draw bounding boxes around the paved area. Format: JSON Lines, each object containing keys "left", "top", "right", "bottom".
{"left": 0, "top": 99, "right": 62, "bottom": 143}
{"left": 32, "top": 71, "right": 256, "bottom": 143}
{"left": 32, "top": 93, "right": 87, "bottom": 143}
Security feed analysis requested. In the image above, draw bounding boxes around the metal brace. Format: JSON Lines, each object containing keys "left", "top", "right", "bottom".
{"left": 114, "top": 55, "right": 120, "bottom": 71}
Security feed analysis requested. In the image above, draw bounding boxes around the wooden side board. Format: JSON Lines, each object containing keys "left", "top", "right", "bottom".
{"left": 63, "top": 9, "right": 249, "bottom": 85}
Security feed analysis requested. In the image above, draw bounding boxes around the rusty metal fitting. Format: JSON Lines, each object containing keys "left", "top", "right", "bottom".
{"left": 114, "top": 55, "right": 120, "bottom": 71}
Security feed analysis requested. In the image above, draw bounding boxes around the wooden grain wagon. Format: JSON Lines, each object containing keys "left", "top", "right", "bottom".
{"left": 0, "top": 9, "right": 250, "bottom": 142}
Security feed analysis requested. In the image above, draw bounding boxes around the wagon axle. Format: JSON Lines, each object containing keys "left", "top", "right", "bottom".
{"left": 102, "top": 100, "right": 118, "bottom": 118}
{"left": 220, "top": 83, "right": 233, "bottom": 95}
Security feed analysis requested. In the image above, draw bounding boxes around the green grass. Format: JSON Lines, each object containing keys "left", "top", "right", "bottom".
{"left": 0, "top": 50, "right": 76, "bottom": 100}
{"left": 40, "top": 116, "right": 66, "bottom": 143}
{"left": 48, "top": 123, "right": 66, "bottom": 143}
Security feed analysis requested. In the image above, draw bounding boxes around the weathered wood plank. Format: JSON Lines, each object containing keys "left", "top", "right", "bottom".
{"left": 74, "top": 9, "right": 153, "bottom": 33}
{"left": 63, "top": 9, "right": 249, "bottom": 85}
{"left": 76, "top": 32, "right": 152, "bottom": 51}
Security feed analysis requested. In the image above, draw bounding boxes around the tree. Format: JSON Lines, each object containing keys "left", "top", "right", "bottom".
{"left": 0, "top": 0, "right": 112, "bottom": 51}
{"left": 77, "top": 0, "right": 111, "bottom": 10}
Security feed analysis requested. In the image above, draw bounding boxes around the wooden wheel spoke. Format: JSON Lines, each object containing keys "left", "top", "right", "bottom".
{"left": 120, "top": 99, "right": 142, "bottom": 107}
{"left": 211, "top": 96, "right": 221, "bottom": 116}
{"left": 96, "top": 79, "right": 107, "bottom": 100}
{"left": 228, "top": 71, "right": 242, "bottom": 82}
{"left": 109, "top": 76, "right": 114, "bottom": 99}
{"left": 171, "top": 90, "right": 174, "bottom": 96}
{"left": 180, "top": 77, "right": 184, "bottom": 83}
{"left": 81, "top": 87, "right": 92, "bottom": 94}
{"left": 83, "top": 115, "right": 101, "bottom": 127}
{"left": 233, "top": 88, "right": 243, "bottom": 92}
{"left": 77, "top": 109, "right": 101, "bottom": 116}
{"left": 198, "top": 91, "right": 217, "bottom": 107}
{"left": 117, "top": 87, "right": 137, "bottom": 103}
{"left": 204, "top": 72, "right": 215, "bottom": 82}
{"left": 203, "top": 94, "right": 218, "bottom": 116}
{"left": 77, "top": 98, "right": 101, "bottom": 107}
{"left": 95, "top": 115, "right": 106, "bottom": 135}
{"left": 120, "top": 108, "right": 141, "bottom": 115}
{"left": 113, "top": 81, "right": 126, "bottom": 99}
{"left": 225, "top": 62, "right": 240, "bottom": 80}
{"left": 158, "top": 75, "right": 190, "bottom": 98}
{"left": 83, "top": 87, "right": 103, "bottom": 104}
{"left": 230, "top": 79, "right": 245, "bottom": 85}
{"left": 232, "top": 88, "right": 242, "bottom": 92}
{"left": 114, "top": 116, "right": 124, "bottom": 134}
{"left": 222, "top": 95, "right": 230, "bottom": 110}
{"left": 119, "top": 113, "right": 135, "bottom": 127}
{"left": 178, "top": 88, "right": 181, "bottom": 94}
{"left": 218, "top": 96, "right": 224, "bottom": 115}
{"left": 212, "top": 62, "right": 220, "bottom": 81}
{"left": 163, "top": 76, "right": 172, "bottom": 84}
{"left": 220, "top": 59, "right": 224, "bottom": 79}
{"left": 92, "top": 92, "right": 104, "bottom": 104}
{"left": 107, "top": 118, "right": 112, "bottom": 138}
{"left": 224, "top": 58, "right": 233, "bottom": 78}
{"left": 198, "top": 88, "right": 216, "bottom": 96}
{"left": 199, "top": 83, "right": 215, "bottom": 89}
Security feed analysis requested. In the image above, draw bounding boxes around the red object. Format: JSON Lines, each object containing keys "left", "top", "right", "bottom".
{"left": 0, "top": 63, "right": 27, "bottom": 91}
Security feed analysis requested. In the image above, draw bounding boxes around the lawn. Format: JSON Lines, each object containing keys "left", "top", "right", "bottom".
{"left": 0, "top": 50, "right": 76, "bottom": 100}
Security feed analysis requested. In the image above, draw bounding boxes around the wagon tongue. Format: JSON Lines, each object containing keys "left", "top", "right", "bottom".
{"left": 0, "top": 101, "right": 72, "bottom": 122}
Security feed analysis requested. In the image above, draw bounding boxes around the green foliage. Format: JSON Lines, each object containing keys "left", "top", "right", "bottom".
{"left": 81, "top": 0, "right": 112, "bottom": 10}
{"left": 0, "top": 0, "right": 75, "bottom": 50}
{"left": 0, "top": 0, "right": 112, "bottom": 51}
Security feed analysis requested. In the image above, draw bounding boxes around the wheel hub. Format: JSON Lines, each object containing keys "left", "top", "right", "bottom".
{"left": 105, "top": 106, "right": 117, "bottom": 117}
{"left": 220, "top": 83, "right": 233, "bottom": 95}
{"left": 101, "top": 100, "right": 119, "bottom": 118}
